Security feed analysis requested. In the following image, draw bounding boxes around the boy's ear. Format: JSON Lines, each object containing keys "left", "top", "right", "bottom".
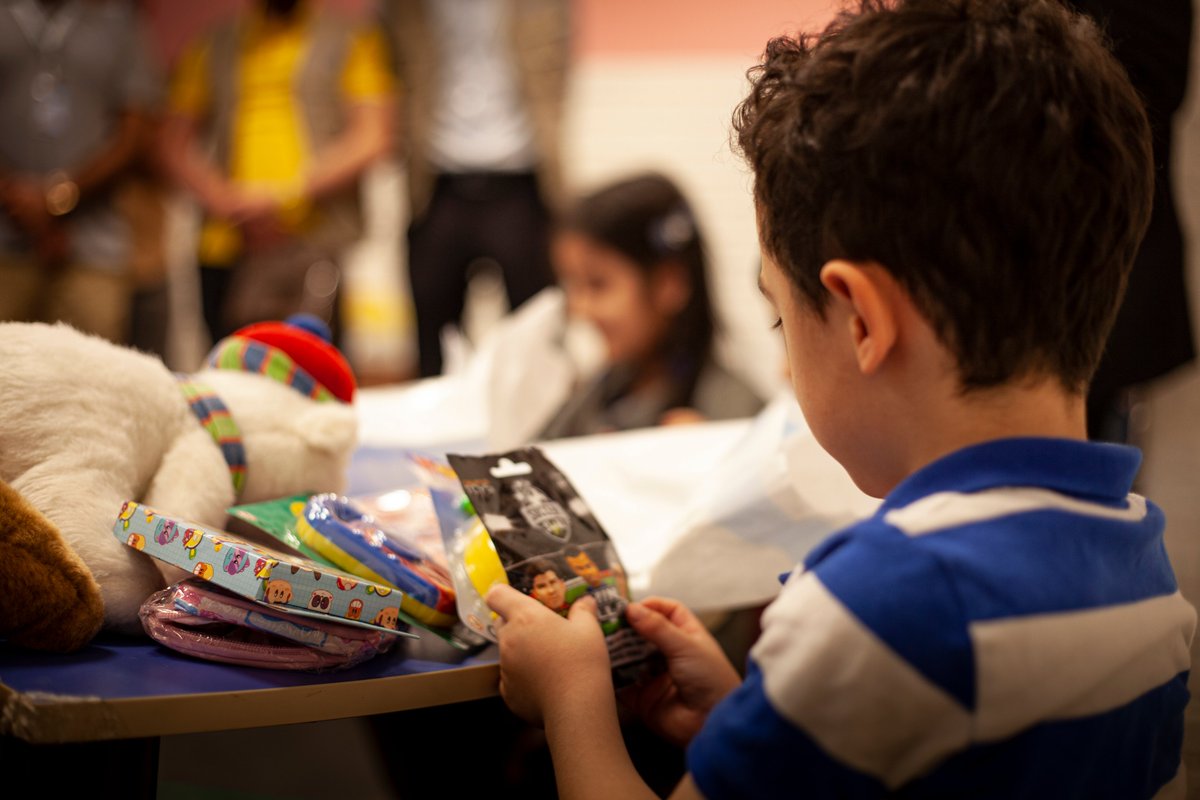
{"left": 651, "top": 260, "right": 692, "bottom": 316}
{"left": 819, "top": 259, "right": 898, "bottom": 375}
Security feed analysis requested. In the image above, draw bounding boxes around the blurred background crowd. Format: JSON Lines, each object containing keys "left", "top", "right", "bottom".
{"left": 3, "top": 0, "right": 1196, "bottom": 450}
{"left": 0, "top": 0, "right": 826, "bottom": 431}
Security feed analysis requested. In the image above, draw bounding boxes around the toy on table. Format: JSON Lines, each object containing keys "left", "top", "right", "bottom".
{"left": 115, "top": 500, "right": 420, "bottom": 638}
{"left": 227, "top": 488, "right": 485, "bottom": 650}
{"left": 0, "top": 314, "right": 359, "bottom": 647}
{"left": 345, "top": 455, "right": 450, "bottom": 570}
{"left": 295, "top": 493, "right": 458, "bottom": 629}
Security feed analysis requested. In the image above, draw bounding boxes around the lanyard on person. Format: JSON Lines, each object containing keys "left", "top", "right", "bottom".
{"left": 8, "top": 0, "right": 83, "bottom": 137}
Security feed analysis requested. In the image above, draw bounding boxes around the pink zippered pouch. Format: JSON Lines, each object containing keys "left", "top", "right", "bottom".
{"left": 139, "top": 579, "right": 395, "bottom": 671}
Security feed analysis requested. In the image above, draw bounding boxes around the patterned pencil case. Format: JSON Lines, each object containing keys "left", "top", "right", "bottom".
{"left": 139, "top": 578, "right": 396, "bottom": 671}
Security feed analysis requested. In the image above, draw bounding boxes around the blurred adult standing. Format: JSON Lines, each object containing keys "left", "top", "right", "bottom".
{"left": 0, "top": 0, "right": 161, "bottom": 343}
{"left": 383, "top": 0, "right": 570, "bottom": 377}
{"left": 160, "top": 0, "right": 394, "bottom": 347}
{"left": 1080, "top": 0, "right": 1196, "bottom": 442}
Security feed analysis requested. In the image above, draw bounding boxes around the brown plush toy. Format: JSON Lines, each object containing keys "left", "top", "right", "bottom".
{"left": 0, "top": 477, "right": 105, "bottom": 652}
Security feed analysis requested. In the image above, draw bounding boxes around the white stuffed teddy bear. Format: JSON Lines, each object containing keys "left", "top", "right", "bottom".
{"left": 0, "top": 315, "right": 359, "bottom": 636}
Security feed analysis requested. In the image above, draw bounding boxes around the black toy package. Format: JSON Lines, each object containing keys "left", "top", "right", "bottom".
{"left": 442, "top": 447, "right": 657, "bottom": 688}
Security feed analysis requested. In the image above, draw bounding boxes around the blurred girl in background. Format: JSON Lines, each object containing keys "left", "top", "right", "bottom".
{"left": 540, "top": 172, "right": 763, "bottom": 439}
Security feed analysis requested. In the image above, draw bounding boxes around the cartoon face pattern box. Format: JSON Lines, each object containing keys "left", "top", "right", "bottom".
{"left": 114, "top": 501, "right": 416, "bottom": 637}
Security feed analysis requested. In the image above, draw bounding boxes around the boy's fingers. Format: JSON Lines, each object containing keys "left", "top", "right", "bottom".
{"left": 625, "top": 601, "right": 696, "bottom": 657}
{"left": 640, "top": 596, "right": 686, "bottom": 618}
{"left": 639, "top": 596, "right": 700, "bottom": 631}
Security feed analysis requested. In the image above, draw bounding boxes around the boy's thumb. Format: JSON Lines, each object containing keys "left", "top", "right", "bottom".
{"left": 568, "top": 594, "right": 598, "bottom": 623}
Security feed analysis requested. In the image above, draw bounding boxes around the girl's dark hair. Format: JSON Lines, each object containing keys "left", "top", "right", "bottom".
{"left": 559, "top": 172, "right": 717, "bottom": 407}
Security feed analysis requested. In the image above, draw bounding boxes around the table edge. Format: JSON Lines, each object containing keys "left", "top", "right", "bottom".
{"left": 1, "top": 662, "right": 500, "bottom": 744}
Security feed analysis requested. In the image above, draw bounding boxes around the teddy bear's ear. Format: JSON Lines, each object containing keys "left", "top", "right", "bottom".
{"left": 297, "top": 402, "right": 359, "bottom": 455}
{"left": 0, "top": 479, "right": 104, "bottom": 652}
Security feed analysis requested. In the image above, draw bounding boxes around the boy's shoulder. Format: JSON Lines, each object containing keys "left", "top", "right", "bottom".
{"left": 694, "top": 438, "right": 1193, "bottom": 793}
{"left": 800, "top": 437, "right": 1174, "bottom": 633}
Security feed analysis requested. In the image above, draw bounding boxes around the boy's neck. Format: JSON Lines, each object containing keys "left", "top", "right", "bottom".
{"left": 903, "top": 376, "right": 1088, "bottom": 481}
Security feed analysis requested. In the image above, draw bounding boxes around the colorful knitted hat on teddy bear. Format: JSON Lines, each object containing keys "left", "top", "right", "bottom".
{"left": 206, "top": 314, "right": 356, "bottom": 404}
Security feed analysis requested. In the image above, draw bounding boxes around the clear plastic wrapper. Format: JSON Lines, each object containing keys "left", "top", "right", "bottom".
{"left": 139, "top": 578, "right": 395, "bottom": 671}
{"left": 298, "top": 493, "right": 458, "bottom": 629}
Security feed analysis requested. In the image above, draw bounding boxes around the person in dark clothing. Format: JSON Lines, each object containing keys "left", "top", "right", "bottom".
{"left": 1079, "top": 0, "right": 1195, "bottom": 442}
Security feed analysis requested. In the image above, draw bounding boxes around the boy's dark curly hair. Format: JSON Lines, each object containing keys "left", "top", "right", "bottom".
{"left": 734, "top": 0, "right": 1153, "bottom": 391}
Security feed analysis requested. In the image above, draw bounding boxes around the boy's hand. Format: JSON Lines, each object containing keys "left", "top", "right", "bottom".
{"left": 622, "top": 597, "right": 742, "bottom": 747}
{"left": 486, "top": 584, "right": 614, "bottom": 727}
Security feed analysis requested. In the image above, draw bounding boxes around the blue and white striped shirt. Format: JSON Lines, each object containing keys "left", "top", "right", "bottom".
{"left": 689, "top": 437, "right": 1195, "bottom": 798}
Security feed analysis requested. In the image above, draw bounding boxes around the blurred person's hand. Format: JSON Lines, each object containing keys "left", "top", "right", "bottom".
{"left": 0, "top": 175, "right": 53, "bottom": 237}
{"left": 34, "top": 223, "right": 69, "bottom": 267}
{"left": 659, "top": 407, "right": 708, "bottom": 427}
{"left": 204, "top": 184, "right": 289, "bottom": 252}
{"left": 205, "top": 182, "right": 276, "bottom": 223}
{"left": 240, "top": 205, "right": 288, "bottom": 253}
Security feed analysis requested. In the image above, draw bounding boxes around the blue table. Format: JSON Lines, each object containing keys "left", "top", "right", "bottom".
{"left": 0, "top": 631, "right": 496, "bottom": 744}
{"left": 1, "top": 633, "right": 497, "bottom": 797}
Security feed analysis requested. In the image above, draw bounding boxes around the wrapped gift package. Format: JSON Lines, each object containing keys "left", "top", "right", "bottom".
{"left": 114, "top": 500, "right": 418, "bottom": 638}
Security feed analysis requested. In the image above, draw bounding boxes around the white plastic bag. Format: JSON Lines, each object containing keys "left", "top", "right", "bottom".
{"left": 356, "top": 288, "right": 583, "bottom": 452}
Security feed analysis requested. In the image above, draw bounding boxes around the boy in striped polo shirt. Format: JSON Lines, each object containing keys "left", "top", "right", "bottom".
{"left": 483, "top": 1, "right": 1196, "bottom": 797}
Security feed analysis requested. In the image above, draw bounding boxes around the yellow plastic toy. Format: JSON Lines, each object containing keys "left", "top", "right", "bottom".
{"left": 462, "top": 517, "right": 508, "bottom": 606}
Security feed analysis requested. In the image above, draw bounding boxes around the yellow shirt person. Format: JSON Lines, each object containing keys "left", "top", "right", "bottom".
{"left": 160, "top": 0, "right": 393, "bottom": 341}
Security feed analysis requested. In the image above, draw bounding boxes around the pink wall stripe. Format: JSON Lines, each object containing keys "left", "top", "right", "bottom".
{"left": 574, "top": 0, "right": 839, "bottom": 59}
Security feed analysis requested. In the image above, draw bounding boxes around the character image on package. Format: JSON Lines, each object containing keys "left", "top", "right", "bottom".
{"left": 309, "top": 589, "right": 333, "bottom": 611}
{"left": 155, "top": 519, "right": 179, "bottom": 546}
{"left": 373, "top": 606, "right": 400, "bottom": 629}
{"left": 223, "top": 547, "right": 250, "bottom": 575}
{"left": 525, "top": 558, "right": 568, "bottom": 616}
{"left": 264, "top": 579, "right": 293, "bottom": 604}
{"left": 182, "top": 528, "right": 204, "bottom": 559}
{"left": 564, "top": 546, "right": 626, "bottom": 634}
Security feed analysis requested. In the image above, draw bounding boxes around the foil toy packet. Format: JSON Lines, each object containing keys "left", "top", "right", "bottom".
{"left": 438, "top": 447, "right": 656, "bottom": 687}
